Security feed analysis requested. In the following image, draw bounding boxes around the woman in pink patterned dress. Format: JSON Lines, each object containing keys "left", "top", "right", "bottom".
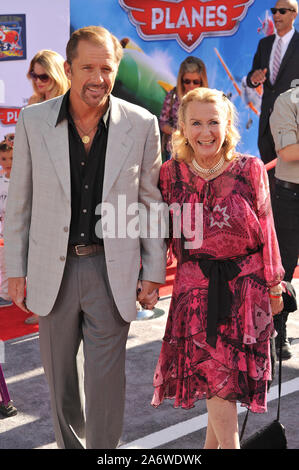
{"left": 152, "top": 88, "right": 285, "bottom": 449}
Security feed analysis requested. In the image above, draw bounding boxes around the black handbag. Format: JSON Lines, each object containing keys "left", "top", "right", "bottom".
{"left": 240, "top": 317, "right": 287, "bottom": 449}
{"left": 282, "top": 281, "right": 297, "bottom": 314}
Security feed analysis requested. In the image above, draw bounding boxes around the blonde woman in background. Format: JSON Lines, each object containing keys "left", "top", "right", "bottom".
{"left": 160, "top": 56, "right": 208, "bottom": 161}
{"left": 27, "top": 49, "right": 70, "bottom": 105}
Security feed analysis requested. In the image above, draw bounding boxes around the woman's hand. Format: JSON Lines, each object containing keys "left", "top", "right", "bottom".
{"left": 270, "top": 295, "right": 284, "bottom": 316}
{"left": 269, "top": 284, "right": 284, "bottom": 316}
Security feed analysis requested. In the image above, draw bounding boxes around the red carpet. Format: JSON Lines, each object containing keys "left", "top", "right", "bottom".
{"left": 0, "top": 263, "right": 298, "bottom": 341}
{"left": 0, "top": 304, "right": 39, "bottom": 341}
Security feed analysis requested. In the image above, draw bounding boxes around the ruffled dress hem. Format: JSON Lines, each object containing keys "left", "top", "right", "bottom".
{"left": 151, "top": 324, "right": 273, "bottom": 414}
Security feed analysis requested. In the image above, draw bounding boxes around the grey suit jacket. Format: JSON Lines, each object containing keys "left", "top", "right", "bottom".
{"left": 4, "top": 94, "right": 166, "bottom": 321}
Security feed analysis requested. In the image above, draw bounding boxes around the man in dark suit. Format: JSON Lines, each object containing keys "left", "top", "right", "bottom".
{"left": 247, "top": 0, "right": 299, "bottom": 192}
{"left": 247, "top": 0, "right": 299, "bottom": 359}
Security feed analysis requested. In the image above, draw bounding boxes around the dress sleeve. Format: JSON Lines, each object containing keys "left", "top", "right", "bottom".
{"left": 250, "top": 158, "right": 285, "bottom": 287}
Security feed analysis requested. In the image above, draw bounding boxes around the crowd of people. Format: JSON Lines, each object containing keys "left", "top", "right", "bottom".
{"left": 0, "top": 0, "right": 298, "bottom": 450}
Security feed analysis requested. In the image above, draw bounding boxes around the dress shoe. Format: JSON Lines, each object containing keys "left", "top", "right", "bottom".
{"left": 276, "top": 336, "right": 292, "bottom": 360}
{"left": 24, "top": 314, "right": 39, "bottom": 325}
{"left": 274, "top": 311, "right": 292, "bottom": 360}
{"left": 0, "top": 401, "right": 17, "bottom": 417}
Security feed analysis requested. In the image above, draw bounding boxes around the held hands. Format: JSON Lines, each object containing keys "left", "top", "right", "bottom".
{"left": 251, "top": 68, "right": 267, "bottom": 85}
{"left": 137, "top": 280, "right": 161, "bottom": 310}
{"left": 8, "top": 277, "right": 30, "bottom": 313}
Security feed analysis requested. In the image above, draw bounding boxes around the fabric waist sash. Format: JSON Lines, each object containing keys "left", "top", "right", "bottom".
{"left": 186, "top": 251, "right": 263, "bottom": 348}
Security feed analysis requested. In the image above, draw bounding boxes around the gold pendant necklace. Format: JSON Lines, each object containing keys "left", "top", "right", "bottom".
{"left": 75, "top": 121, "right": 99, "bottom": 144}
{"left": 82, "top": 135, "right": 91, "bottom": 144}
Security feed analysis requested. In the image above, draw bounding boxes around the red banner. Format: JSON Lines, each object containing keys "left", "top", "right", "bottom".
{"left": 119, "top": 0, "right": 254, "bottom": 52}
{"left": 0, "top": 107, "right": 21, "bottom": 125}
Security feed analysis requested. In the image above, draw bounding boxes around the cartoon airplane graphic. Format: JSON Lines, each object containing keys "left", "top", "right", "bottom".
{"left": 113, "top": 38, "right": 175, "bottom": 117}
{"left": 257, "top": 10, "right": 274, "bottom": 36}
{"left": 0, "top": 25, "right": 21, "bottom": 51}
{"left": 214, "top": 47, "right": 261, "bottom": 129}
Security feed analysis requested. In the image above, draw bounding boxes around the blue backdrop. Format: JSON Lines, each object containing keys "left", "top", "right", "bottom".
{"left": 70, "top": 0, "right": 299, "bottom": 158}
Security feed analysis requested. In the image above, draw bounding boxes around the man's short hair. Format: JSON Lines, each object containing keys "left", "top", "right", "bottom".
{"left": 66, "top": 26, "right": 123, "bottom": 65}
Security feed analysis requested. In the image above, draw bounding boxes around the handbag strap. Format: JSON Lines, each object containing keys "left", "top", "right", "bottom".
{"left": 276, "top": 315, "right": 283, "bottom": 422}
{"left": 240, "top": 314, "right": 283, "bottom": 441}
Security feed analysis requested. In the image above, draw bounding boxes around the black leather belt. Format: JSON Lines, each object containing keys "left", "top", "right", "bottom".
{"left": 68, "top": 244, "right": 104, "bottom": 257}
{"left": 275, "top": 178, "right": 299, "bottom": 192}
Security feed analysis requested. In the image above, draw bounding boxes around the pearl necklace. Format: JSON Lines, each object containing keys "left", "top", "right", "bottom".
{"left": 192, "top": 155, "right": 225, "bottom": 175}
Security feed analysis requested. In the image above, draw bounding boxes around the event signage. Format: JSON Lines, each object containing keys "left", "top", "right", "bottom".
{"left": 0, "top": 0, "right": 69, "bottom": 139}
{"left": 0, "top": 107, "right": 21, "bottom": 126}
{"left": 119, "top": 0, "right": 255, "bottom": 52}
{"left": 0, "top": 14, "right": 26, "bottom": 61}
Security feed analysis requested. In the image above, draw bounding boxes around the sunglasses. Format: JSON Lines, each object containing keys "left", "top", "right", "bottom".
{"left": 270, "top": 7, "right": 296, "bottom": 14}
{"left": 29, "top": 71, "right": 50, "bottom": 83}
{"left": 182, "top": 79, "right": 202, "bottom": 85}
{"left": 4, "top": 134, "right": 14, "bottom": 142}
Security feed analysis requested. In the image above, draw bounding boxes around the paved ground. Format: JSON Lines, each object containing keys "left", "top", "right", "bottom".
{"left": 0, "top": 280, "right": 298, "bottom": 450}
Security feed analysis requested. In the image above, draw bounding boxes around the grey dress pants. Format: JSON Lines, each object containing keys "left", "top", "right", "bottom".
{"left": 38, "top": 250, "right": 130, "bottom": 449}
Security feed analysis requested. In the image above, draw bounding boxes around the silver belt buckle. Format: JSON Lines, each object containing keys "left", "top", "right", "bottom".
{"left": 74, "top": 244, "right": 86, "bottom": 256}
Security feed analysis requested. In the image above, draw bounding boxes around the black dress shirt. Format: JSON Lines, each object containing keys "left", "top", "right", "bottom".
{"left": 56, "top": 91, "right": 109, "bottom": 245}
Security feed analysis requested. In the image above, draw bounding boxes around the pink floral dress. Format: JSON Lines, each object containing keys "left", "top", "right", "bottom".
{"left": 152, "top": 154, "right": 284, "bottom": 413}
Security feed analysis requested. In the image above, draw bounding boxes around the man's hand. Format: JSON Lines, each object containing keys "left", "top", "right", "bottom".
{"left": 8, "top": 277, "right": 30, "bottom": 313}
{"left": 250, "top": 68, "right": 267, "bottom": 85}
{"left": 137, "top": 280, "right": 161, "bottom": 310}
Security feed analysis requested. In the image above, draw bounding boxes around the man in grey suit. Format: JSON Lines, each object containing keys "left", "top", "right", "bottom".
{"left": 4, "top": 26, "right": 166, "bottom": 449}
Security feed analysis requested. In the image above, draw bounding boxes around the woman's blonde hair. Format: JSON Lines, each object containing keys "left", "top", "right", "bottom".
{"left": 27, "top": 49, "right": 70, "bottom": 99}
{"left": 172, "top": 87, "right": 240, "bottom": 162}
{"left": 176, "top": 56, "right": 208, "bottom": 99}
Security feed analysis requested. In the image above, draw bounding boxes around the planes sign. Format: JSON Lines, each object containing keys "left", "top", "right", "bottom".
{"left": 119, "top": 0, "right": 255, "bottom": 52}
{"left": 0, "top": 107, "right": 21, "bottom": 125}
